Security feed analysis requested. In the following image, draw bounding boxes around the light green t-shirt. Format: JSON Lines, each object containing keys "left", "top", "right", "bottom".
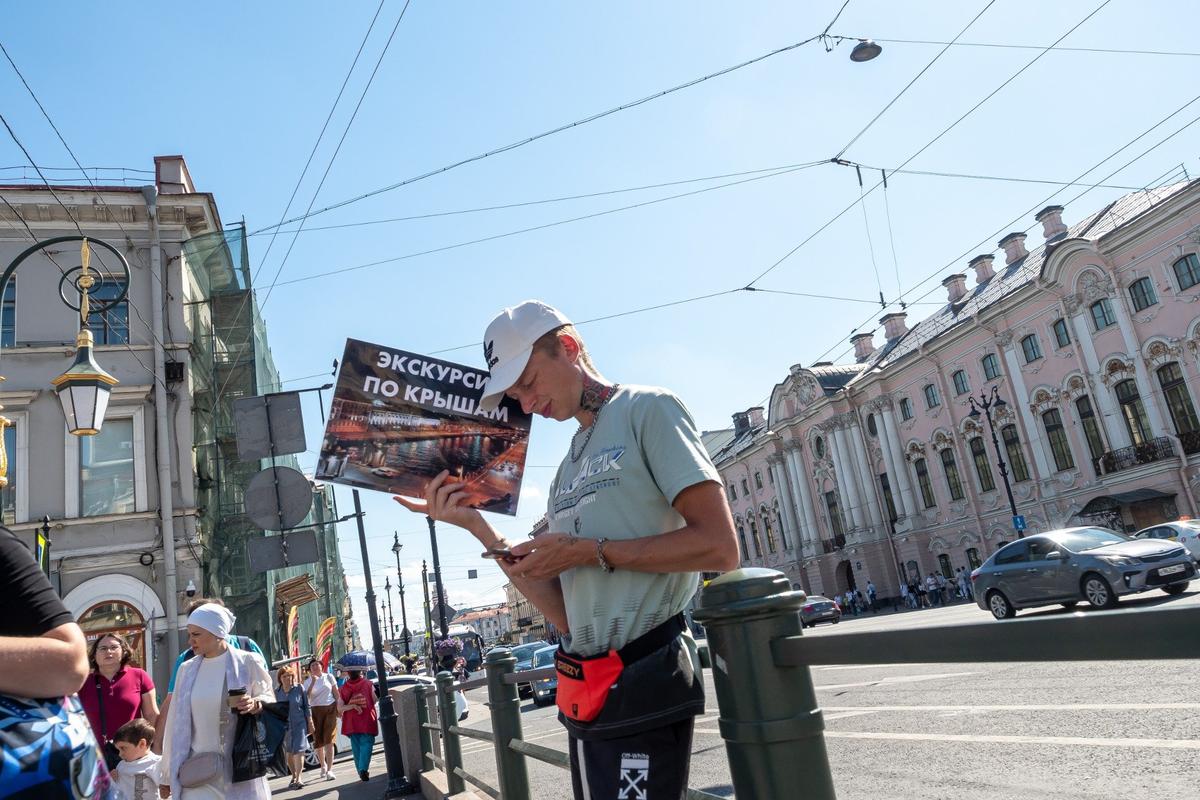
{"left": 547, "top": 385, "right": 720, "bottom": 657}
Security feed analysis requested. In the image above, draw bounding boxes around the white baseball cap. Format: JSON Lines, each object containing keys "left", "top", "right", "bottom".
{"left": 478, "top": 300, "right": 572, "bottom": 412}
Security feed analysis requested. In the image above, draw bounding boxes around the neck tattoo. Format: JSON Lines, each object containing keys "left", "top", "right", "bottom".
{"left": 570, "top": 382, "right": 618, "bottom": 463}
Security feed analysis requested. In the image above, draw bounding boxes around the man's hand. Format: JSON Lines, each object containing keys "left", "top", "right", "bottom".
{"left": 235, "top": 696, "right": 260, "bottom": 715}
{"left": 507, "top": 534, "right": 595, "bottom": 580}
{"left": 393, "top": 470, "right": 485, "bottom": 533}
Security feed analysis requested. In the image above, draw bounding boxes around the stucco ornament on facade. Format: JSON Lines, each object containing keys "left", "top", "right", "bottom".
{"left": 930, "top": 430, "right": 955, "bottom": 452}
{"left": 904, "top": 441, "right": 927, "bottom": 462}
{"left": 1062, "top": 374, "right": 1089, "bottom": 401}
{"left": 1100, "top": 357, "right": 1136, "bottom": 386}
{"left": 1144, "top": 338, "right": 1183, "bottom": 370}
{"left": 1078, "top": 269, "right": 1115, "bottom": 302}
{"left": 1028, "top": 387, "right": 1060, "bottom": 416}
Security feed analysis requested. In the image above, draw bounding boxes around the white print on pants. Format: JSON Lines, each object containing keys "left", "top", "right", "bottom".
{"left": 618, "top": 753, "right": 649, "bottom": 800}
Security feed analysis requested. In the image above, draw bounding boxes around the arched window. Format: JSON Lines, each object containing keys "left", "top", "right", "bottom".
{"left": 1128, "top": 277, "right": 1158, "bottom": 311}
{"left": 899, "top": 397, "right": 914, "bottom": 420}
{"left": 814, "top": 436, "right": 826, "bottom": 459}
{"left": 1020, "top": 334, "right": 1043, "bottom": 363}
{"left": 952, "top": 370, "right": 970, "bottom": 396}
{"left": 774, "top": 506, "right": 790, "bottom": 550}
{"left": 939, "top": 448, "right": 965, "bottom": 501}
{"left": 966, "top": 548, "right": 982, "bottom": 569}
{"left": 735, "top": 522, "right": 748, "bottom": 561}
{"left": 1075, "top": 395, "right": 1106, "bottom": 470}
{"left": 866, "top": 414, "right": 878, "bottom": 437}
{"left": 969, "top": 437, "right": 995, "bottom": 492}
{"left": 937, "top": 554, "right": 953, "bottom": 579}
{"left": 981, "top": 353, "right": 1002, "bottom": 380}
{"left": 754, "top": 471, "right": 763, "bottom": 490}
{"left": 1052, "top": 318, "right": 1071, "bottom": 348}
{"left": 923, "top": 384, "right": 941, "bottom": 409}
{"left": 1001, "top": 424, "right": 1031, "bottom": 482}
{"left": 748, "top": 517, "right": 763, "bottom": 558}
{"left": 1173, "top": 253, "right": 1200, "bottom": 290}
{"left": 79, "top": 601, "right": 146, "bottom": 668}
{"left": 762, "top": 511, "right": 777, "bottom": 554}
{"left": 905, "top": 560, "right": 920, "bottom": 582}
{"left": 1115, "top": 379, "right": 1151, "bottom": 445}
{"left": 1090, "top": 299, "right": 1116, "bottom": 331}
{"left": 1157, "top": 362, "right": 1200, "bottom": 436}
{"left": 914, "top": 458, "right": 936, "bottom": 508}
{"left": 1041, "top": 408, "right": 1075, "bottom": 471}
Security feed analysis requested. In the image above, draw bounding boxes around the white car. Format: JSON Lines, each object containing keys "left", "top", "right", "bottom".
{"left": 1134, "top": 521, "right": 1200, "bottom": 562}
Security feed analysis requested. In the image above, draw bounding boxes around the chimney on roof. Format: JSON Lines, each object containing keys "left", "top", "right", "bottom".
{"left": 1035, "top": 205, "right": 1068, "bottom": 241}
{"left": 880, "top": 312, "right": 908, "bottom": 340}
{"left": 732, "top": 411, "right": 750, "bottom": 438}
{"left": 942, "top": 273, "right": 968, "bottom": 304}
{"left": 747, "top": 406, "right": 766, "bottom": 427}
{"left": 851, "top": 331, "right": 875, "bottom": 362}
{"left": 969, "top": 253, "right": 995, "bottom": 285}
{"left": 154, "top": 155, "right": 195, "bottom": 195}
{"left": 998, "top": 231, "right": 1028, "bottom": 265}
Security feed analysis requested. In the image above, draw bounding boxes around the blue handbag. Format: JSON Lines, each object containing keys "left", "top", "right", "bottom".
{"left": 0, "top": 692, "right": 120, "bottom": 799}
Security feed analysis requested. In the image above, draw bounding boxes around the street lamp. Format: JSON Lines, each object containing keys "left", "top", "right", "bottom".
{"left": 391, "top": 531, "right": 411, "bottom": 657}
{"left": 968, "top": 385, "right": 1024, "bottom": 539}
{"left": 849, "top": 39, "right": 883, "bottom": 62}
{"left": 384, "top": 576, "right": 395, "bottom": 643}
{"left": 0, "top": 236, "right": 128, "bottom": 486}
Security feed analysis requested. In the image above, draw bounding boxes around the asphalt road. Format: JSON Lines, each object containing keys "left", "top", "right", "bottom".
{"left": 452, "top": 586, "right": 1200, "bottom": 799}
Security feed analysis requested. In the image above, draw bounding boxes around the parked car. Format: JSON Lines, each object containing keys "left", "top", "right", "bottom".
{"left": 510, "top": 641, "right": 549, "bottom": 699}
{"left": 972, "top": 527, "right": 1195, "bottom": 620}
{"left": 800, "top": 596, "right": 842, "bottom": 628}
{"left": 530, "top": 645, "right": 558, "bottom": 707}
{"left": 1134, "top": 521, "right": 1200, "bottom": 562}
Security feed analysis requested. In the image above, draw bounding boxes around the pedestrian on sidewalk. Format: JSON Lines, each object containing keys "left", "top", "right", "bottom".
{"left": 395, "top": 300, "right": 738, "bottom": 800}
{"left": 78, "top": 631, "right": 158, "bottom": 771}
{"left": 338, "top": 669, "right": 378, "bottom": 782}
{"left": 866, "top": 581, "right": 878, "bottom": 613}
{"left": 926, "top": 573, "right": 941, "bottom": 607}
{"left": 303, "top": 658, "right": 340, "bottom": 781}
{"left": 275, "top": 667, "right": 313, "bottom": 791}
{"left": 899, "top": 581, "right": 911, "bottom": 610}
{"left": 111, "top": 718, "right": 161, "bottom": 800}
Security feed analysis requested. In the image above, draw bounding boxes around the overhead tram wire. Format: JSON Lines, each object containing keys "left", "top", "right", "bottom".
{"left": 746, "top": 0, "right": 1116, "bottom": 289}
{"left": 834, "top": 0, "right": 997, "bottom": 159}
{"left": 249, "top": 1, "right": 858, "bottom": 236}
{"left": 852, "top": 164, "right": 886, "bottom": 306}
{"left": 802, "top": 91, "right": 1200, "bottom": 367}
{"left": 214, "top": 0, "right": 413, "bottom": 405}
{"left": 269, "top": 162, "right": 821, "bottom": 288}
{"left": 881, "top": 169, "right": 904, "bottom": 305}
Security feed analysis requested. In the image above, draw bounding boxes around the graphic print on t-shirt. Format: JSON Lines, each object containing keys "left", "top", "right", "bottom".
{"left": 617, "top": 752, "right": 649, "bottom": 800}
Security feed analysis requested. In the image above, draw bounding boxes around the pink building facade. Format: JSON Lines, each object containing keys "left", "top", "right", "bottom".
{"left": 708, "top": 180, "right": 1200, "bottom": 601}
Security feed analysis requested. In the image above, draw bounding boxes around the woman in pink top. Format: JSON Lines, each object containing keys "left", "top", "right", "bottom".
{"left": 78, "top": 632, "right": 159, "bottom": 769}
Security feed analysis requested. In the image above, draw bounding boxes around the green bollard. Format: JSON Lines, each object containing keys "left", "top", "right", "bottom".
{"left": 436, "top": 671, "right": 465, "bottom": 794}
{"left": 694, "top": 568, "right": 837, "bottom": 800}
{"left": 485, "top": 648, "right": 531, "bottom": 800}
{"left": 414, "top": 684, "right": 434, "bottom": 772}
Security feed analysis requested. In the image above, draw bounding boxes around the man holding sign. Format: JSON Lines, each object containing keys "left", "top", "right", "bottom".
{"left": 396, "top": 300, "right": 737, "bottom": 800}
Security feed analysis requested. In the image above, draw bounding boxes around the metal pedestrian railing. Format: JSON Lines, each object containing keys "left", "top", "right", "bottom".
{"left": 413, "top": 567, "right": 1200, "bottom": 799}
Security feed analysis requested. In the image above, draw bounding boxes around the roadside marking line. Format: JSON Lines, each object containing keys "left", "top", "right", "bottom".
{"left": 461, "top": 727, "right": 566, "bottom": 755}
{"left": 822, "top": 710, "right": 880, "bottom": 721}
{"left": 816, "top": 671, "right": 978, "bottom": 691}
{"left": 814, "top": 663, "right": 923, "bottom": 671}
{"left": 822, "top": 731, "right": 1200, "bottom": 749}
{"left": 821, "top": 703, "right": 1200, "bottom": 712}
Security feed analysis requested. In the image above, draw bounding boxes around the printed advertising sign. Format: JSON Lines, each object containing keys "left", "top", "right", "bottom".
{"left": 316, "top": 338, "right": 531, "bottom": 515}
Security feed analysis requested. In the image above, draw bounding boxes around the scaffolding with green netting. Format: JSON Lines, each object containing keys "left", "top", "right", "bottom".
{"left": 183, "top": 224, "right": 350, "bottom": 665}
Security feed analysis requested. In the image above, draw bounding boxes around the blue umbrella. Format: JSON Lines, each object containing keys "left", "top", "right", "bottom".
{"left": 336, "top": 649, "right": 401, "bottom": 670}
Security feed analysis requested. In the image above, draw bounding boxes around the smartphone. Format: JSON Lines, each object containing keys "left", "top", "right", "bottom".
{"left": 481, "top": 545, "right": 516, "bottom": 561}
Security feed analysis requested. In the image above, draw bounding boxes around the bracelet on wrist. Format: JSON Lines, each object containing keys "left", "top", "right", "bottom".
{"left": 595, "top": 538, "right": 614, "bottom": 573}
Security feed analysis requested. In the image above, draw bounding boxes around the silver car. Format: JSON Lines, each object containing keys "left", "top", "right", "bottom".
{"left": 972, "top": 526, "right": 1195, "bottom": 620}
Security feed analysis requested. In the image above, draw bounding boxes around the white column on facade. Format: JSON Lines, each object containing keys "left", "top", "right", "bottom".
{"left": 879, "top": 406, "right": 919, "bottom": 518}
{"left": 769, "top": 455, "right": 800, "bottom": 550}
{"left": 875, "top": 404, "right": 914, "bottom": 519}
{"left": 1068, "top": 306, "right": 1130, "bottom": 448}
{"left": 848, "top": 419, "right": 884, "bottom": 528}
{"left": 999, "top": 333, "right": 1055, "bottom": 483}
{"left": 830, "top": 423, "right": 866, "bottom": 530}
{"left": 785, "top": 443, "right": 820, "bottom": 548}
{"left": 1110, "top": 290, "right": 1171, "bottom": 438}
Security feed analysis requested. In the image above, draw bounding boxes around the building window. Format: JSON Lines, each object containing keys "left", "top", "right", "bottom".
{"left": 1128, "top": 277, "right": 1158, "bottom": 311}
{"left": 79, "top": 602, "right": 147, "bottom": 670}
{"left": 727, "top": 483, "right": 736, "bottom": 502}
{"left": 940, "top": 448, "right": 965, "bottom": 501}
{"left": 814, "top": 436, "right": 826, "bottom": 458}
{"left": 923, "top": 384, "right": 941, "bottom": 409}
{"left": 899, "top": 397, "right": 914, "bottom": 421}
{"left": 1157, "top": 362, "right": 1200, "bottom": 435}
{"left": 1173, "top": 253, "right": 1200, "bottom": 290}
{"left": 1001, "top": 424, "right": 1031, "bottom": 483}
{"left": 86, "top": 278, "right": 130, "bottom": 345}
{"left": 0, "top": 424, "right": 14, "bottom": 524}
{"left": 1075, "top": 395, "right": 1106, "bottom": 468}
{"left": 741, "top": 478, "right": 749, "bottom": 496}
{"left": 1, "top": 278, "right": 14, "bottom": 348}
{"left": 774, "top": 507, "right": 789, "bottom": 549}
{"left": 754, "top": 471, "right": 763, "bottom": 490}
{"left": 938, "top": 553, "right": 953, "bottom": 579}
{"left": 762, "top": 512, "right": 776, "bottom": 553}
{"left": 905, "top": 560, "right": 920, "bottom": 582}
{"left": 80, "top": 417, "right": 136, "bottom": 516}
{"left": 1089, "top": 298, "right": 1116, "bottom": 331}
{"left": 736, "top": 523, "right": 748, "bottom": 561}
{"left": 748, "top": 517, "right": 762, "bottom": 558}
{"left": 1020, "top": 334, "right": 1043, "bottom": 363}
{"left": 767, "top": 468, "right": 774, "bottom": 485}
{"left": 981, "top": 353, "right": 1001, "bottom": 381}
{"left": 824, "top": 491, "right": 845, "bottom": 537}
{"left": 1041, "top": 408, "right": 1075, "bottom": 472}
{"left": 966, "top": 548, "right": 982, "bottom": 569}
{"left": 969, "top": 436, "right": 995, "bottom": 492}
{"left": 866, "top": 413, "right": 878, "bottom": 437}
{"left": 952, "top": 370, "right": 970, "bottom": 396}
{"left": 1115, "top": 379, "right": 1152, "bottom": 445}
{"left": 879, "top": 473, "right": 898, "bottom": 523}
{"left": 1052, "top": 318, "right": 1071, "bottom": 349}
{"left": 914, "top": 458, "right": 936, "bottom": 508}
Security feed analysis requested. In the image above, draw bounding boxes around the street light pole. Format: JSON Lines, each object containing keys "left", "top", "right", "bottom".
{"left": 349, "top": 489, "right": 412, "bottom": 797}
{"left": 969, "top": 386, "right": 1024, "bottom": 539}
{"left": 392, "top": 531, "right": 411, "bottom": 657}
{"left": 426, "top": 515, "right": 450, "bottom": 640}
{"left": 384, "top": 576, "right": 395, "bottom": 647}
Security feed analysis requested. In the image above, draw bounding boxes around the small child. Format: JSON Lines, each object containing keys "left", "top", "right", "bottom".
{"left": 111, "top": 718, "right": 162, "bottom": 800}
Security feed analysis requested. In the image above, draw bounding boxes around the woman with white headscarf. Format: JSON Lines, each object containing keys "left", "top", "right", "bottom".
{"left": 158, "top": 603, "right": 274, "bottom": 799}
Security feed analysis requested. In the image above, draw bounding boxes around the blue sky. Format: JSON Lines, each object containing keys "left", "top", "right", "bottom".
{"left": 3, "top": 1, "right": 1198, "bottom": 645}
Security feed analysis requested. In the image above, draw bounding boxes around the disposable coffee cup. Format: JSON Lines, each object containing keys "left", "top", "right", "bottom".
{"left": 227, "top": 687, "right": 247, "bottom": 709}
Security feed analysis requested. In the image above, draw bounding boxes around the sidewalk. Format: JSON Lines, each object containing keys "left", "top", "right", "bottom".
{"left": 267, "top": 747, "right": 422, "bottom": 800}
